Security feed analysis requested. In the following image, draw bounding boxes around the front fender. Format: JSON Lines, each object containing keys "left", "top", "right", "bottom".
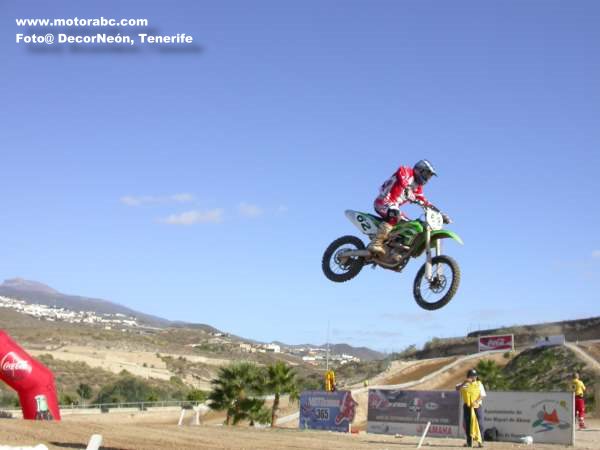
{"left": 431, "top": 230, "right": 463, "bottom": 245}
{"left": 410, "top": 230, "right": 463, "bottom": 257}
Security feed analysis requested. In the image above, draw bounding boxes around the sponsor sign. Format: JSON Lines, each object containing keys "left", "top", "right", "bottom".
{"left": 478, "top": 334, "right": 514, "bottom": 352}
{"left": 535, "top": 335, "right": 566, "bottom": 348}
{"left": 481, "top": 391, "right": 574, "bottom": 445}
{"left": 0, "top": 351, "right": 32, "bottom": 382}
{"left": 367, "top": 390, "right": 460, "bottom": 437}
{"left": 299, "top": 390, "right": 357, "bottom": 432}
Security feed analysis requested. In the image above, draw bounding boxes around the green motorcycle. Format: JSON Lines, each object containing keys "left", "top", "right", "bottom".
{"left": 321, "top": 203, "right": 463, "bottom": 310}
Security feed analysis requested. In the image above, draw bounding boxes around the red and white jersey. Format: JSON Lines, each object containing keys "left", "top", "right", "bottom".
{"left": 376, "top": 166, "right": 431, "bottom": 208}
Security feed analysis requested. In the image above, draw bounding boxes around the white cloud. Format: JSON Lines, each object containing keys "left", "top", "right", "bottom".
{"left": 160, "top": 209, "right": 224, "bottom": 225}
{"left": 120, "top": 193, "right": 195, "bottom": 207}
{"left": 238, "top": 202, "right": 263, "bottom": 218}
{"left": 592, "top": 250, "right": 600, "bottom": 259}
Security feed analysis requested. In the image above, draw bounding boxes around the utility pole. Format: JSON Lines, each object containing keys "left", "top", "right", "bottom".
{"left": 326, "top": 320, "right": 330, "bottom": 371}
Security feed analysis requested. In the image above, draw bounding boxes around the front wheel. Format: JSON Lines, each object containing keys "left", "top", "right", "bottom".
{"left": 413, "top": 255, "right": 460, "bottom": 310}
{"left": 322, "top": 235, "right": 366, "bottom": 283}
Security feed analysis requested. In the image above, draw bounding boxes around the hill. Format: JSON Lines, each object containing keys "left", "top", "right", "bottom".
{"left": 0, "top": 278, "right": 171, "bottom": 327}
{"left": 467, "top": 316, "right": 600, "bottom": 343}
{"left": 399, "top": 316, "right": 600, "bottom": 359}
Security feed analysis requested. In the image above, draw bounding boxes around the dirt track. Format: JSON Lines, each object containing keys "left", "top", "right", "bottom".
{"left": 4, "top": 348, "right": 596, "bottom": 449}
{"left": 0, "top": 414, "right": 598, "bottom": 450}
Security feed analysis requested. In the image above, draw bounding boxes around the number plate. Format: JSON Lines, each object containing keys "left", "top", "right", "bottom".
{"left": 345, "top": 210, "right": 378, "bottom": 236}
{"left": 426, "top": 209, "right": 443, "bottom": 230}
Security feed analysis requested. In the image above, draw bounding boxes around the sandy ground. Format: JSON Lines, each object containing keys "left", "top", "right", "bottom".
{"left": 29, "top": 346, "right": 229, "bottom": 390}
{"left": 577, "top": 342, "right": 600, "bottom": 363}
{"left": 0, "top": 413, "right": 597, "bottom": 450}
{"left": 8, "top": 347, "right": 595, "bottom": 449}
{"left": 30, "top": 346, "right": 173, "bottom": 381}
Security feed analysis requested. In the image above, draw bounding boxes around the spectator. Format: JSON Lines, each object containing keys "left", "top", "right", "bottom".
{"left": 457, "top": 369, "right": 483, "bottom": 448}
{"left": 570, "top": 372, "right": 586, "bottom": 429}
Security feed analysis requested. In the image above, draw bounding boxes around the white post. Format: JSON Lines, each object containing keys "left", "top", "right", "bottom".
{"left": 192, "top": 406, "right": 201, "bottom": 426}
{"left": 177, "top": 409, "right": 186, "bottom": 426}
{"left": 417, "top": 421, "right": 431, "bottom": 448}
{"left": 86, "top": 435, "right": 103, "bottom": 450}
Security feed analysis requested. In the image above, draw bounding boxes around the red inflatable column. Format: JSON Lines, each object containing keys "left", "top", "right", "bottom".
{"left": 0, "top": 331, "right": 61, "bottom": 420}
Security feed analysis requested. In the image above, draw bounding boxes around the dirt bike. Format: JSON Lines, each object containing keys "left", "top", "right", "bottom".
{"left": 321, "top": 203, "right": 463, "bottom": 310}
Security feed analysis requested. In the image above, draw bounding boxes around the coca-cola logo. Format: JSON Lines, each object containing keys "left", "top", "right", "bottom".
{"left": 0, "top": 351, "right": 32, "bottom": 381}
{"left": 480, "top": 335, "right": 513, "bottom": 350}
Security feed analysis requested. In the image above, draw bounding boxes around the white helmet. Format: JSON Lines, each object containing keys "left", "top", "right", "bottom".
{"left": 413, "top": 159, "right": 437, "bottom": 185}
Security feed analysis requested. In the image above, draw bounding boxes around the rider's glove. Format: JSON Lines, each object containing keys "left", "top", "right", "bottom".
{"left": 442, "top": 213, "right": 452, "bottom": 224}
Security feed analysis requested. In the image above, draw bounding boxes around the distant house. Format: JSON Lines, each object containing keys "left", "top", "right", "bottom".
{"left": 264, "top": 343, "right": 281, "bottom": 353}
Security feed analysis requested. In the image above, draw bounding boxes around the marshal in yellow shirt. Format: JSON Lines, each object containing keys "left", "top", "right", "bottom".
{"left": 571, "top": 378, "right": 586, "bottom": 397}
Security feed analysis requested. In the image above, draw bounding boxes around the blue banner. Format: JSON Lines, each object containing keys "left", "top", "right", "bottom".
{"left": 299, "top": 390, "right": 357, "bottom": 432}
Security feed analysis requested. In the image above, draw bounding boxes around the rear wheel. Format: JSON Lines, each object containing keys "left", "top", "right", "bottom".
{"left": 321, "top": 235, "right": 366, "bottom": 282}
{"left": 413, "top": 255, "right": 460, "bottom": 310}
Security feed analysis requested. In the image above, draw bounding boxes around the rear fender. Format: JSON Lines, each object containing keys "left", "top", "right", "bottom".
{"left": 345, "top": 210, "right": 380, "bottom": 237}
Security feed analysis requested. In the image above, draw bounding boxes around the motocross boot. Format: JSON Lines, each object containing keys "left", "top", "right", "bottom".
{"left": 368, "top": 222, "right": 393, "bottom": 257}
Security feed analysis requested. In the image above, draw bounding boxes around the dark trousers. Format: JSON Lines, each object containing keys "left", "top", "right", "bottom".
{"left": 463, "top": 404, "right": 483, "bottom": 446}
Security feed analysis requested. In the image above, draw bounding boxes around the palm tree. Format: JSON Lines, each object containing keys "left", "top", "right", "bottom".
{"left": 476, "top": 359, "right": 507, "bottom": 390}
{"left": 264, "top": 361, "right": 299, "bottom": 427}
{"left": 208, "top": 362, "right": 268, "bottom": 425}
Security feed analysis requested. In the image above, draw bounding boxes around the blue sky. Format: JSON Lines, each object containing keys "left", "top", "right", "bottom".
{"left": 2, "top": 1, "right": 599, "bottom": 352}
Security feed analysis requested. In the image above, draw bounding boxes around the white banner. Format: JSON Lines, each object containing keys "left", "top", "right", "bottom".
{"left": 535, "top": 335, "right": 565, "bottom": 348}
{"left": 480, "top": 392, "right": 574, "bottom": 445}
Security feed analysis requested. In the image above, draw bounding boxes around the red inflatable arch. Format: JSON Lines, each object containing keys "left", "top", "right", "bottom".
{"left": 0, "top": 331, "right": 60, "bottom": 420}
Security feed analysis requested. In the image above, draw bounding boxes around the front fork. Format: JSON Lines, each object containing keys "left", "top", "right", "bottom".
{"left": 424, "top": 228, "right": 443, "bottom": 281}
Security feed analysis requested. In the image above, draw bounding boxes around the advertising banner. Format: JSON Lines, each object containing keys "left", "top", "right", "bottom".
{"left": 534, "top": 335, "right": 566, "bottom": 348}
{"left": 299, "top": 390, "right": 357, "bottom": 432}
{"left": 481, "top": 391, "right": 574, "bottom": 445}
{"left": 367, "top": 389, "right": 461, "bottom": 437}
{"left": 478, "top": 334, "right": 514, "bottom": 352}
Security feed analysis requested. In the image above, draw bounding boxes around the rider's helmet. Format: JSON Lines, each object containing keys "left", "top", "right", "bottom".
{"left": 413, "top": 159, "right": 437, "bottom": 185}
{"left": 467, "top": 369, "right": 478, "bottom": 379}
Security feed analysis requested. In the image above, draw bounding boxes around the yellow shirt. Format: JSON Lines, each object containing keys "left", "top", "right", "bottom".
{"left": 571, "top": 379, "right": 585, "bottom": 397}
{"left": 460, "top": 381, "right": 481, "bottom": 408}
{"left": 460, "top": 381, "right": 482, "bottom": 444}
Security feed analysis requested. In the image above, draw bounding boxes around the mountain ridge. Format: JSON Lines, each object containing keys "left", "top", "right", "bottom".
{"left": 0, "top": 278, "right": 381, "bottom": 359}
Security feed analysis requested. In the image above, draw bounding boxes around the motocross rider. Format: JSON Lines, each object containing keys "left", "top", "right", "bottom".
{"left": 368, "top": 159, "right": 451, "bottom": 257}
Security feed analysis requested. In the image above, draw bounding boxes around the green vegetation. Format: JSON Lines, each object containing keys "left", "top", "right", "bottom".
{"left": 335, "top": 359, "right": 390, "bottom": 387}
{"left": 94, "top": 372, "right": 190, "bottom": 404}
{"left": 0, "top": 354, "right": 208, "bottom": 408}
{"left": 263, "top": 361, "right": 299, "bottom": 427}
{"left": 208, "top": 362, "right": 270, "bottom": 425}
{"left": 475, "top": 347, "right": 597, "bottom": 411}
{"left": 76, "top": 383, "right": 93, "bottom": 405}
{"left": 207, "top": 361, "right": 301, "bottom": 426}
{"left": 296, "top": 372, "right": 323, "bottom": 391}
